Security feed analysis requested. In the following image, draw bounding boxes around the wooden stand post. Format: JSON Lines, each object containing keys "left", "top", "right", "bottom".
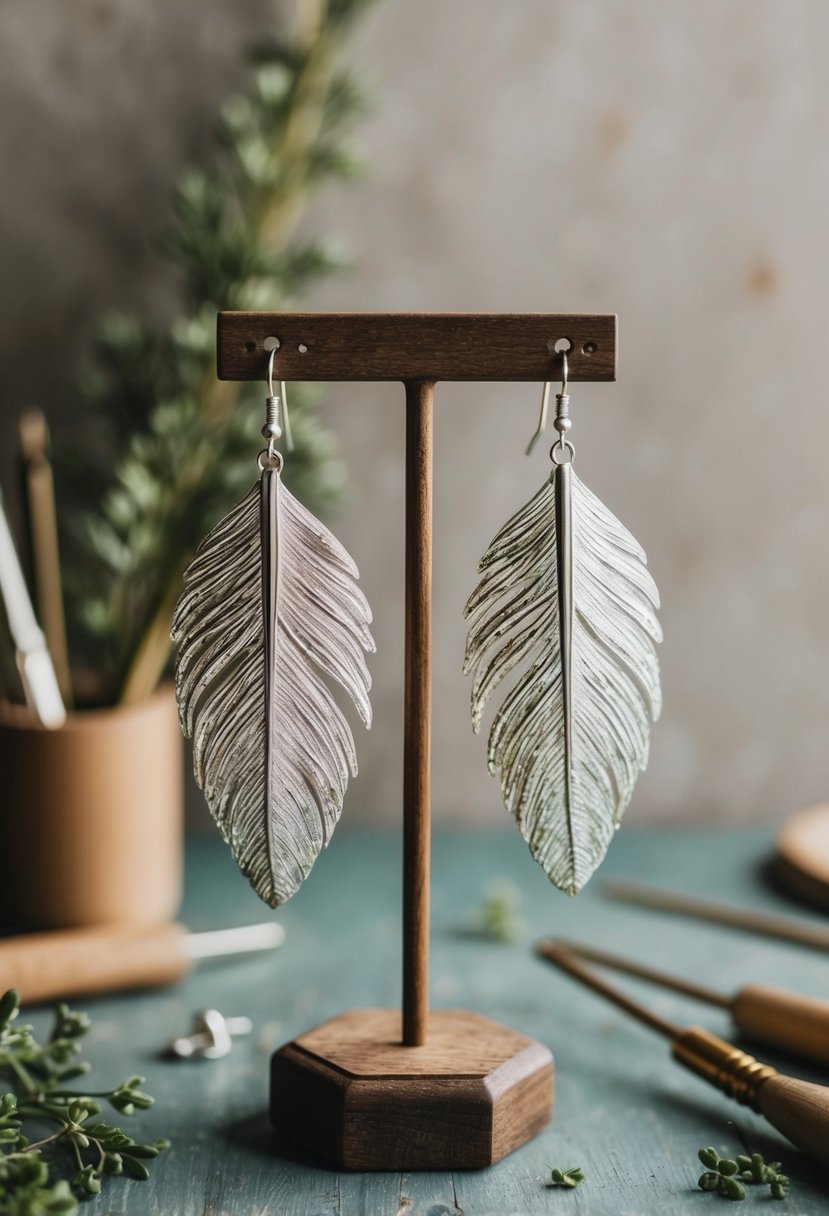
{"left": 217, "top": 312, "right": 617, "bottom": 1169}
{"left": 403, "top": 379, "right": 433, "bottom": 1048}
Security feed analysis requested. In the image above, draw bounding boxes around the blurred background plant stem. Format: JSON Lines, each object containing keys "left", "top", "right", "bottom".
{"left": 58, "top": 0, "right": 376, "bottom": 707}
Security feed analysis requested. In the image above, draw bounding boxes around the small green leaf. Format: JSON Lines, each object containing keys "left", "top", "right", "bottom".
{"left": 547, "top": 1165, "right": 585, "bottom": 1189}
{"left": 698, "top": 1146, "right": 719, "bottom": 1170}
{"left": 122, "top": 1156, "right": 151, "bottom": 1181}
{"left": 0, "top": 989, "right": 20, "bottom": 1026}
{"left": 721, "top": 1176, "right": 746, "bottom": 1201}
{"left": 123, "top": 1142, "right": 159, "bottom": 1159}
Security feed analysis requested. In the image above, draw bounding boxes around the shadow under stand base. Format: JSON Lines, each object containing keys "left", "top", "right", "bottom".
{"left": 270, "top": 1008, "right": 554, "bottom": 1170}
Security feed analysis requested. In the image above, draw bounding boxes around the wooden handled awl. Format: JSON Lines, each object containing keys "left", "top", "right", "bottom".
{"left": 554, "top": 938, "right": 829, "bottom": 1067}
{"left": 537, "top": 940, "right": 829, "bottom": 1169}
{"left": 3, "top": 921, "right": 284, "bottom": 1005}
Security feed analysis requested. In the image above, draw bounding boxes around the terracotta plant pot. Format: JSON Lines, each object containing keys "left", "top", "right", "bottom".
{"left": 0, "top": 685, "right": 183, "bottom": 930}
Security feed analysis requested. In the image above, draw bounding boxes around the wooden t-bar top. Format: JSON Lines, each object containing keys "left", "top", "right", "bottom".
{"left": 217, "top": 312, "right": 617, "bottom": 382}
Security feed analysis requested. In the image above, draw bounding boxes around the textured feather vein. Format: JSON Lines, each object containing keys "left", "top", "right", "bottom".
{"left": 172, "top": 473, "right": 374, "bottom": 907}
{"left": 464, "top": 469, "right": 661, "bottom": 894}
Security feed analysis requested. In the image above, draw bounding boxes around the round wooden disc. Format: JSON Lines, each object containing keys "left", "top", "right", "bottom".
{"left": 776, "top": 802, "right": 829, "bottom": 911}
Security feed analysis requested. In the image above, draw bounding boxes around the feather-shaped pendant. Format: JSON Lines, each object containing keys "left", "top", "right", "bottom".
{"left": 172, "top": 465, "right": 374, "bottom": 907}
{"left": 464, "top": 451, "right": 661, "bottom": 895}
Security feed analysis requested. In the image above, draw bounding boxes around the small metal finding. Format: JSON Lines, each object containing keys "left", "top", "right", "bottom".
{"left": 526, "top": 350, "right": 569, "bottom": 456}
{"left": 262, "top": 347, "right": 294, "bottom": 454}
{"left": 169, "top": 1009, "right": 253, "bottom": 1060}
{"left": 525, "top": 381, "right": 552, "bottom": 455}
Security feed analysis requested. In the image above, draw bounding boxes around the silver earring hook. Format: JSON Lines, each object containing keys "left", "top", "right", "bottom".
{"left": 526, "top": 350, "right": 568, "bottom": 456}
{"left": 263, "top": 347, "right": 294, "bottom": 455}
{"left": 279, "top": 379, "right": 294, "bottom": 452}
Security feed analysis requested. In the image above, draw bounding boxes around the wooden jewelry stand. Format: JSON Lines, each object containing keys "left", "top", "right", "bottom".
{"left": 217, "top": 312, "right": 618, "bottom": 1170}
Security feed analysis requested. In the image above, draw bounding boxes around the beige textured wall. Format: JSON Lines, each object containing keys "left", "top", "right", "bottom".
{"left": 2, "top": 1, "right": 829, "bottom": 828}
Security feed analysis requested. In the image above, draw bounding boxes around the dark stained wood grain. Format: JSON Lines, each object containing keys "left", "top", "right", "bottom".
{"left": 216, "top": 312, "right": 617, "bottom": 382}
{"left": 269, "top": 1009, "right": 554, "bottom": 1170}
{"left": 403, "top": 381, "right": 432, "bottom": 1048}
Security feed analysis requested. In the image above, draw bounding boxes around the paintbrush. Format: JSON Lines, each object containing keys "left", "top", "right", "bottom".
{"left": 18, "top": 409, "right": 72, "bottom": 705}
{"left": 0, "top": 485, "right": 65, "bottom": 728}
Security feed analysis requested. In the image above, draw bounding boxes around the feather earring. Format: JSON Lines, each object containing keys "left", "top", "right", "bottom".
{"left": 463, "top": 354, "right": 661, "bottom": 895}
{"left": 172, "top": 352, "right": 374, "bottom": 907}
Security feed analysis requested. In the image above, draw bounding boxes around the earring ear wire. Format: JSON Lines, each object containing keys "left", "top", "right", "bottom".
{"left": 526, "top": 351, "right": 569, "bottom": 456}
{"left": 263, "top": 346, "right": 295, "bottom": 454}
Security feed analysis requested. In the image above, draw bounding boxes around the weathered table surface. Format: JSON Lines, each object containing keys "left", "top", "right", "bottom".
{"left": 27, "top": 828, "right": 829, "bottom": 1215}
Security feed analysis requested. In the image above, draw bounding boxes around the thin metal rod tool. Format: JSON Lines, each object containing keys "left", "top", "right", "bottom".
{"left": 554, "top": 938, "right": 829, "bottom": 1068}
{"left": 537, "top": 940, "right": 679, "bottom": 1039}
{"left": 605, "top": 879, "right": 829, "bottom": 953}
{"left": 554, "top": 939, "right": 730, "bottom": 1008}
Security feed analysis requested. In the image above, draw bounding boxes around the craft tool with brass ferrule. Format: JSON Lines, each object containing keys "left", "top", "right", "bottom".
{"left": 553, "top": 938, "right": 829, "bottom": 1067}
{"left": 537, "top": 939, "right": 829, "bottom": 1168}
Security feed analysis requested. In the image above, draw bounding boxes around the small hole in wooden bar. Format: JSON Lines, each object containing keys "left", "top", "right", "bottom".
{"left": 245, "top": 341, "right": 256, "bottom": 353}
{"left": 554, "top": 337, "right": 574, "bottom": 353}
{"left": 582, "top": 341, "right": 597, "bottom": 354}
{"left": 263, "top": 336, "right": 280, "bottom": 352}
{"left": 298, "top": 343, "right": 308, "bottom": 353}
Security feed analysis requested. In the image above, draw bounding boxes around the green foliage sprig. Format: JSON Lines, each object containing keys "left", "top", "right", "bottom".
{"left": 697, "top": 1147, "right": 790, "bottom": 1201}
{"left": 546, "top": 1165, "right": 585, "bottom": 1190}
{"left": 60, "top": 0, "right": 377, "bottom": 703}
{"left": 467, "top": 879, "right": 526, "bottom": 943}
{"left": 0, "top": 990, "right": 167, "bottom": 1214}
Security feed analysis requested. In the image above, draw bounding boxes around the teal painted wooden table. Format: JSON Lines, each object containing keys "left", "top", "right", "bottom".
{"left": 27, "top": 828, "right": 829, "bottom": 1214}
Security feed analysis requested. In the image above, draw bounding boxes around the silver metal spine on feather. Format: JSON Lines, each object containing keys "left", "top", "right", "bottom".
{"left": 172, "top": 376, "right": 374, "bottom": 908}
{"left": 464, "top": 361, "right": 661, "bottom": 895}
{"left": 261, "top": 466, "right": 280, "bottom": 883}
{"left": 555, "top": 458, "right": 574, "bottom": 857}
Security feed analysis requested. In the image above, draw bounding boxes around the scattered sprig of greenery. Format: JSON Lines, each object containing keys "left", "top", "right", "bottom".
{"left": 735, "top": 1152, "right": 790, "bottom": 1200}
{"left": 0, "top": 989, "right": 168, "bottom": 1214}
{"left": 697, "top": 1147, "right": 790, "bottom": 1201}
{"left": 546, "top": 1165, "right": 585, "bottom": 1190}
{"left": 467, "top": 880, "right": 526, "bottom": 943}
{"left": 59, "top": 0, "right": 378, "bottom": 702}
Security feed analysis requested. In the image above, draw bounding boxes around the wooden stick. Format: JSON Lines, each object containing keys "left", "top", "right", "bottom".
{"left": 402, "top": 380, "right": 433, "bottom": 1047}
{"left": 605, "top": 879, "right": 829, "bottom": 953}
{"left": 18, "top": 410, "right": 72, "bottom": 705}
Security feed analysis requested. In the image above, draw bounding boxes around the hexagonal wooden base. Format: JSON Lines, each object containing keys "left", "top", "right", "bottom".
{"left": 270, "top": 1008, "right": 554, "bottom": 1170}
